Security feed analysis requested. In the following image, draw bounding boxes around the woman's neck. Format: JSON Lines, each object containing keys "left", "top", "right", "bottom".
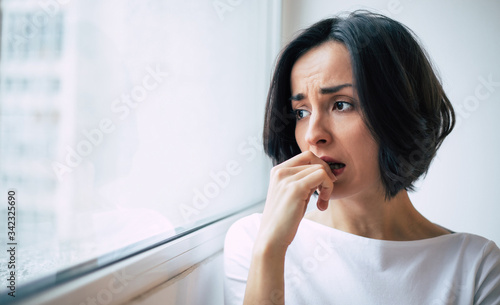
{"left": 306, "top": 190, "right": 450, "bottom": 241}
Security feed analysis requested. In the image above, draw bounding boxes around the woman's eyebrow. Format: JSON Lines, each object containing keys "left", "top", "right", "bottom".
{"left": 290, "top": 93, "right": 305, "bottom": 101}
{"left": 319, "top": 83, "right": 352, "bottom": 94}
{"left": 290, "top": 83, "right": 353, "bottom": 101}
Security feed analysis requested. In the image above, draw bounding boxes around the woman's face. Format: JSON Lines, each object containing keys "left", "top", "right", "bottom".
{"left": 291, "top": 41, "right": 383, "bottom": 200}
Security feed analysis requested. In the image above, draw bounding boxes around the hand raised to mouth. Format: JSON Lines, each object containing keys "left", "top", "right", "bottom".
{"left": 257, "top": 151, "right": 337, "bottom": 251}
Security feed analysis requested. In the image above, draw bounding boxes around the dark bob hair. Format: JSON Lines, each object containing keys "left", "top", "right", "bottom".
{"left": 263, "top": 10, "right": 455, "bottom": 199}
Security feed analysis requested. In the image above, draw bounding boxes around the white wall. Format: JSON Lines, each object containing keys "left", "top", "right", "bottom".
{"left": 283, "top": 0, "right": 500, "bottom": 244}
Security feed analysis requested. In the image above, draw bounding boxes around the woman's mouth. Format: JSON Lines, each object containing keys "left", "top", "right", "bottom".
{"left": 327, "top": 162, "right": 345, "bottom": 170}
{"left": 319, "top": 156, "right": 346, "bottom": 176}
{"left": 326, "top": 161, "right": 346, "bottom": 175}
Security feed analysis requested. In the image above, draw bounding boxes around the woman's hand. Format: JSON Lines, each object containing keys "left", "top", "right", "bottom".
{"left": 243, "top": 151, "right": 335, "bottom": 305}
{"left": 256, "top": 151, "right": 337, "bottom": 253}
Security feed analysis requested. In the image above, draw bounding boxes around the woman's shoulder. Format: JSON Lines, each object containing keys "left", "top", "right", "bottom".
{"left": 449, "top": 233, "right": 500, "bottom": 303}
{"left": 447, "top": 232, "right": 500, "bottom": 269}
{"left": 443, "top": 231, "right": 500, "bottom": 254}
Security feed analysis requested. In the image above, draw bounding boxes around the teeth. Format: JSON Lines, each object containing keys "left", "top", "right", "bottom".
{"left": 328, "top": 162, "right": 345, "bottom": 170}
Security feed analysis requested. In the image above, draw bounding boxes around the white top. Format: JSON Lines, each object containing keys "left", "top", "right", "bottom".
{"left": 224, "top": 213, "right": 500, "bottom": 305}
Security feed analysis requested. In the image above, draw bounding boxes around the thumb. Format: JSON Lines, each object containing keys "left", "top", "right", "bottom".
{"left": 317, "top": 198, "right": 329, "bottom": 211}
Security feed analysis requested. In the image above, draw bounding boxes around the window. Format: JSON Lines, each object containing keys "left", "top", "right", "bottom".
{"left": 0, "top": 0, "right": 280, "bottom": 298}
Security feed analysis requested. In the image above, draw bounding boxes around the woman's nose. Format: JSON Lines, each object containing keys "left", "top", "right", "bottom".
{"left": 305, "top": 112, "right": 332, "bottom": 146}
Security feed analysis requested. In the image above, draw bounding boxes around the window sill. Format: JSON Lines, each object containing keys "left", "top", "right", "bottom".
{"left": 16, "top": 202, "right": 264, "bottom": 305}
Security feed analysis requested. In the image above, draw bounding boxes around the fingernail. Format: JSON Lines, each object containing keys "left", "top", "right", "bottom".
{"left": 318, "top": 200, "right": 328, "bottom": 211}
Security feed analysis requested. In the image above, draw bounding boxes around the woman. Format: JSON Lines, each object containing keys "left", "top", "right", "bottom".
{"left": 224, "top": 11, "right": 500, "bottom": 304}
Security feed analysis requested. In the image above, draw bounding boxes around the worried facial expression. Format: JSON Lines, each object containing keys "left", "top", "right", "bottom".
{"left": 291, "top": 41, "right": 383, "bottom": 200}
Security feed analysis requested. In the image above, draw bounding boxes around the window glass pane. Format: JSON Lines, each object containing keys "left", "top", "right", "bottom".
{"left": 0, "top": 0, "right": 276, "bottom": 290}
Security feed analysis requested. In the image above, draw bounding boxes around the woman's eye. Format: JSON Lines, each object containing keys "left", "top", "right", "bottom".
{"left": 334, "top": 101, "right": 353, "bottom": 112}
{"left": 294, "top": 109, "right": 310, "bottom": 120}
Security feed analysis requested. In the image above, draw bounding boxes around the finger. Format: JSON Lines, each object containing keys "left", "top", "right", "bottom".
{"left": 278, "top": 152, "right": 337, "bottom": 182}
{"left": 315, "top": 176, "right": 334, "bottom": 211}
{"left": 279, "top": 151, "right": 322, "bottom": 167}
{"left": 270, "top": 165, "right": 319, "bottom": 182}
{"left": 317, "top": 195, "right": 331, "bottom": 211}
{"left": 306, "top": 152, "right": 337, "bottom": 182}
{"left": 293, "top": 167, "right": 334, "bottom": 201}
{"left": 316, "top": 185, "right": 329, "bottom": 211}
{"left": 272, "top": 164, "right": 332, "bottom": 183}
{"left": 289, "top": 164, "right": 327, "bottom": 181}
{"left": 318, "top": 177, "right": 333, "bottom": 205}
{"left": 317, "top": 198, "right": 329, "bottom": 211}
